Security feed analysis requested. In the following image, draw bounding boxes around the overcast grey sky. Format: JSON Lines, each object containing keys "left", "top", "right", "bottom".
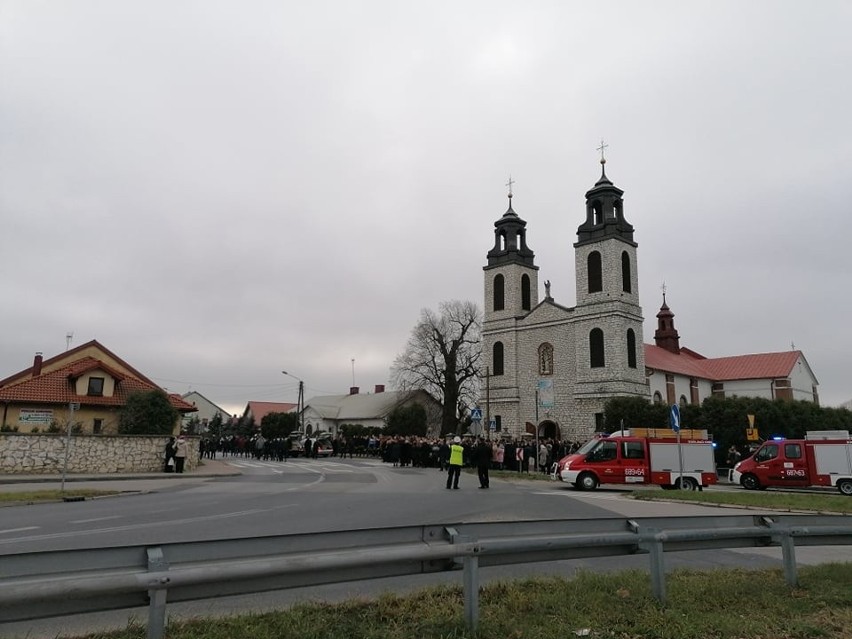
{"left": 2, "top": 1, "right": 850, "bottom": 416}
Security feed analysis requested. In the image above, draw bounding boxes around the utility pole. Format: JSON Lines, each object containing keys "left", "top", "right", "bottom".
{"left": 484, "top": 366, "right": 490, "bottom": 436}
{"left": 282, "top": 371, "right": 305, "bottom": 433}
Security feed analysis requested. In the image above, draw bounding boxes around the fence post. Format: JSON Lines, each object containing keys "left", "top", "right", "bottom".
{"left": 635, "top": 524, "right": 666, "bottom": 604}
{"left": 779, "top": 530, "right": 799, "bottom": 587}
{"left": 446, "top": 527, "right": 479, "bottom": 632}
{"left": 146, "top": 547, "right": 169, "bottom": 639}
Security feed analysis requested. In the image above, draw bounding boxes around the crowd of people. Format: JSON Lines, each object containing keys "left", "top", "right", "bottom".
{"left": 182, "top": 432, "right": 584, "bottom": 475}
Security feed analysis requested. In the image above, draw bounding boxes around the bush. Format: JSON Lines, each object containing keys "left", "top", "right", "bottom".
{"left": 118, "top": 390, "right": 179, "bottom": 435}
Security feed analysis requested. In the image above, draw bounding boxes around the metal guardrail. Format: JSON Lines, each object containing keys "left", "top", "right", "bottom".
{"left": 1, "top": 514, "right": 850, "bottom": 638}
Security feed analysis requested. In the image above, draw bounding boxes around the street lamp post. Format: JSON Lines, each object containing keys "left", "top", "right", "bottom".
{"left": 282, "top": 371, "right": 305, "bottom": 433}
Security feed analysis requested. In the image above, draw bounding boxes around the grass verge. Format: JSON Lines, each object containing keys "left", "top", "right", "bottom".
{"left": 631, "top": 488, "right": 852, "bottom": 514}
{"left": 71, "top": 564, "right": 851, "bottom": 639}
{"left": 0, "top": 489, "right": 119, "bottom": 503}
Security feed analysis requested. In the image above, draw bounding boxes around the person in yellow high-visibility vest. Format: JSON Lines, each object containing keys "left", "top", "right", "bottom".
{"left": 446, "top": 436, "right": 465, "bottom": 489}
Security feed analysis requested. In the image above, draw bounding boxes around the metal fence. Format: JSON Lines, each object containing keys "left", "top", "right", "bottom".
{"left": 1, "top": 513, "right": 850, "bottom": 639}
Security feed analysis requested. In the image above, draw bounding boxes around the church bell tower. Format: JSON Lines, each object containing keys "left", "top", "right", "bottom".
{"left": 572, "top": 147, "right": 647, "bottom": 430}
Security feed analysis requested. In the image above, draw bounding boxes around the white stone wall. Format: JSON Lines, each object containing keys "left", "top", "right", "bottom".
{"left": 0, "top": 434, "right": 199, "bottom": 474}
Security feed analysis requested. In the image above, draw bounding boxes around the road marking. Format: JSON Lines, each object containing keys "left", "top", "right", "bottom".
{"left": 531, "top": 491, "right": 626, "bottom": 501}
{"left": 69, "top": 516, "right": 122, "bottom": 524}
{"left": 0, "top": 526, "right": 39, "bottom": 535}
{"left": 0, "top": 505, "right": 298, "bottom": 545}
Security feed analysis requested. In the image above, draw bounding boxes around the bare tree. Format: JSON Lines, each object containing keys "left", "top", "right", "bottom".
{"left": 391, "top": 300, "right": 481, "bottom": 435}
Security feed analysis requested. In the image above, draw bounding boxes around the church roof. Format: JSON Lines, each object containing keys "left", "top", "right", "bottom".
{"left": 644, "top": 345, "right": 811, "bottom": 383}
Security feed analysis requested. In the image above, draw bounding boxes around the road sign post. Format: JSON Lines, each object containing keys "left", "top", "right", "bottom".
{"left": 670, "top": 404, "right": 684, "bottom": 489}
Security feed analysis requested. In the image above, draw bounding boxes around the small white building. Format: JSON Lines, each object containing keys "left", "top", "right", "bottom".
{"left": 181, "top": 391, "right": 232, "bottom": 432}
{"left": 300, "top": 386, "right": 442, "bottom": 436}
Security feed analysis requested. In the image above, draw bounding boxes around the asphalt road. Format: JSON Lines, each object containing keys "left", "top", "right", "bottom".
{"left": 1, "top": 456, "right": 849, "bottom": 638}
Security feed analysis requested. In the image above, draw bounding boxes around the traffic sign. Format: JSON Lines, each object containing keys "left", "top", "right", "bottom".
{"left": 669, "top": 404, "right": 681, "bottom": 432}
{"left": 471, "top": 407, "right": 482, "bottom": 421}
{"left": 489, "top": 419, "right": 496, "bottom": 432}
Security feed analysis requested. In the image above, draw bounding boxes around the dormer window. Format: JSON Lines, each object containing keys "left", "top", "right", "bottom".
{"left": 87, "top": 377, "right": 105, "bottom": 396}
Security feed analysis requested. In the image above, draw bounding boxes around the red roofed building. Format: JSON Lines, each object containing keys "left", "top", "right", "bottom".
{"left": 241, "top": 401, "right": 298, "bottom": 428}
{"left": 645, "top": 296, "right": 819, "bottom": 406}
{"left": 0, "top": 340, "right": 196, "bottom": 434}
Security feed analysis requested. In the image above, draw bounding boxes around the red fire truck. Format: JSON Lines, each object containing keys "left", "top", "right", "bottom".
{"left": 731, "top": 430, "right": 852, "bottom": 495}
{"left": 555, "top": 429, "right": 717, "bottom": 491}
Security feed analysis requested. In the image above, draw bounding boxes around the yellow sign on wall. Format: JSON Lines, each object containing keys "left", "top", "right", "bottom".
{"left": 746, "top": 428, "right": 759, "bottom": 441}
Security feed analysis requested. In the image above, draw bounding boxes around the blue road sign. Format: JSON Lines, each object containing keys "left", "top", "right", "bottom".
{"left": 489, "top": 419, "right": 496, "bottom": 431}
{"left": 670, "top": 404, "right": 681, "bottom": 432}
{"left": 471, "top": 407, "right": 483, "bottom": 421}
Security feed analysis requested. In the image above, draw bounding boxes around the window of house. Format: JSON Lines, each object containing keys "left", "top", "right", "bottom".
{"left": 589, "top": 328, "right": 605, "bottom": 368}
{"left": 93, "top": 419, "right": 103, "bottom": 434}
{"left": 594, "top": 412, "right": 605, "bottom": 432}
{"left": 493, "top": 342, "right": 504, "bottom": 376}
{"left": 538, "top": 343, "right": 554, "bottom": 375}
{"left": 494, "top": 415, "right": 502, "bottom": 432}
{"left": 87, "top": 377, "right": 105, "bottom": 396}
{"left": 679, "top": 395, "right": 688, "bottom": 407}
{"left": 493, "top": 274, "right": 505, "bottom": 311}
{"left": 521, "top": 274, "right": 531, "bottom": 310}
{"left": 588, "top": 252, "right": 602, "bottom": 293}
{"left": 621, "top": 251, "right": 632, "bottom": 293}
{"left": 626, "top": 329, "right": 637, "bottom": 368}
{"left": 653, "top": 391, "right": 663, "bottom": 404}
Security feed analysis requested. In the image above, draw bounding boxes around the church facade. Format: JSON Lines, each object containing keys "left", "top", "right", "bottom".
{"left": 480, "top": 157, "right": 821, "bottom": 442}
{"left": 482, "top": 159, "right": 647, "bottom": 441}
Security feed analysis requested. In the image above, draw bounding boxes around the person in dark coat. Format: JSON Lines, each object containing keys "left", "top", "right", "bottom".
{"left": 163, "top": 437, "right": 176, "bottom": 473}
{"left": 474, "top": 437, "right": 492, "bottom": 488}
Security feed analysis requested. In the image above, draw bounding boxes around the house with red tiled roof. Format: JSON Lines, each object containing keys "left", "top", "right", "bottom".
{"left": 645, "top": 297, "right": 819, "bottom": 406}
{"left": 241, "top": 401, "right": 298, "bottom": 428}
{"left": 0, "top": 340, "right": 196, "bottom": 434}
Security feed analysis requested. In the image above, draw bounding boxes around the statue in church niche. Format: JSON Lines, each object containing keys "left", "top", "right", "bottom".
{"left": 544, "top": 280, "right": 551, "bottom": 299}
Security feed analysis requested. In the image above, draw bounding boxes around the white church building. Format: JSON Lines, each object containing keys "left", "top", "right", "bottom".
{"left": 481, "top": 156, "right": 819, "bottom": 442}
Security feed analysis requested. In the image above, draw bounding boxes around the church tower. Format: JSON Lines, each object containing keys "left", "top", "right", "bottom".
{"left": 482, "top": 187, "right": 539, "bottom": 433}
{"left": 572, "top": 152, "right": 647, "bottom": 431}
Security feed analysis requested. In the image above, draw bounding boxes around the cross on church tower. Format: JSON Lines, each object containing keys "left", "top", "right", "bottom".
{"left": 506, "top": 175, "right": 515, "bottom": 198}
{"left": 597, "top": 139, "right": 609, "bottom": 164}
{"left": 661, "top": 280, "right": 667, "bottom": 303}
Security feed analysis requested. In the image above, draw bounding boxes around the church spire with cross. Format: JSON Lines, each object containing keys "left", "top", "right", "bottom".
{"left": 655, "top": 282, "right": 681, "bottom": 354}
{"left": 487, "top": 175, "right": 535, "bottom": 267}
{"left": 576, "top": 141, "right": 634, "bottom": 246}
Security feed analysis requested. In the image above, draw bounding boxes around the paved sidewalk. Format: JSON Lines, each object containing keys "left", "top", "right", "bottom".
{"left": 0, "top": 458, "right": 241, "bottom": 494}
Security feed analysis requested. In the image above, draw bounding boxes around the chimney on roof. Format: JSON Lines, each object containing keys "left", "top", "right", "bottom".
{"left": 349, "top": 386, "right": 359, "bottom": 395}
{"left": 33, "top": 352, "right": 43, "bottom": 377}
{"left": 375, "top": 384, "right": 385, "bottom": 393}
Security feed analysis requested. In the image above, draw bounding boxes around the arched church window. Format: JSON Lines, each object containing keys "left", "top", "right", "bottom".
{"left": 621, "top": 251, "right": 632, "bottom": 293}
{"left": 538, "top": 343, "right": 554, "bottom": 375}
{"left": 493, "top": 274, "right": 504, "bottom": 311}
{"left": 521, "top": 274, "right": 531, "bottom": 310}
{"left": 653, "top": 391, "right": 663, "bottom": 404}
{"left": 492, "top": 342, "right": 504, "bottom": 376}
{"left": 588, "top": 252, "right": 602, "bottom": 293}
{"left": 626, "top": 329, "right": 637, "bottom": 368}
{"left": 679, "top": 395, "right": 688, "bottom": 407}
{"left": 592, "top": 201, "right": 603, "bottom": 225}
{"left": 589, "top": 328, "right": 605, "bottom": 368}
